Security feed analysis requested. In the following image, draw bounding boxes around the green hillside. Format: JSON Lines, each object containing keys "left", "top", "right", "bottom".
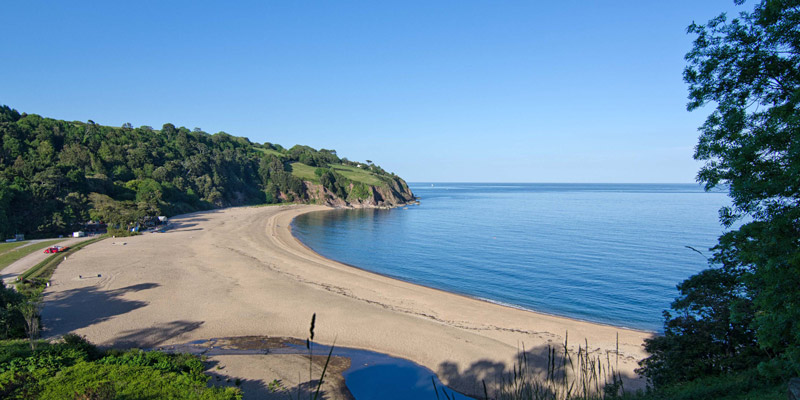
{"left": 0, "top": 105, "right": 412, "bottom": 239}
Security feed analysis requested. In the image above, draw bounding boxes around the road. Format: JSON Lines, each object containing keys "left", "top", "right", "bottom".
{"left": 1, "top": 236, "right": 94, "bottom": 286}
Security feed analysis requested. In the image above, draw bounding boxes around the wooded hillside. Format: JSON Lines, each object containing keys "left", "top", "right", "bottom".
{"left": 0, "top": 105, "right": 413, "bottom": 238}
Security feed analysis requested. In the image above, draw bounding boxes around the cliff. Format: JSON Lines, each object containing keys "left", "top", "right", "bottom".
{"left": 303, "top": 176, "right": 416, "bottom": 208}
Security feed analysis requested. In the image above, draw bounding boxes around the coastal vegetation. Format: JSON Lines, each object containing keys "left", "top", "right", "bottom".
{"left": 0, "top": 106, "right": 413, "bottom": 239}
{"left": 0, "top": 335, "right": 241, "bottom": 399}
{"left": 633, "top": 0, "right": 799, "bottom": 398}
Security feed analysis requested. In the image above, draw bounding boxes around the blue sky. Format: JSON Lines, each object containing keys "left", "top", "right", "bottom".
{"left": 1, "top": 1, "right": 744, "bottom": 182}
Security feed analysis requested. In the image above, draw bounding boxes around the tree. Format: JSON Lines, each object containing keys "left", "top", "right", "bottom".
{"left": 0, "top": 283, "right": 26, "bottom": 339}
{"left": 20, "top": 293, "right": 42, "bottom": 351}
{"left": 638, "top": 265, "right": 761, "bottom": 386}
{"left": 685, "top": 0, "right": 800, "bottom": 378}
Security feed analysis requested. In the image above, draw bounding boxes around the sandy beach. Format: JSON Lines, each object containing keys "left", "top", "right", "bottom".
{"left": 41, "top": 205, "right": 653, "bottom": 397}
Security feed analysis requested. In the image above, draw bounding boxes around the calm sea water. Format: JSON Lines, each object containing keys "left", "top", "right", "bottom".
{"left": 292, "top": 183, "right": 730, "bottom": 331}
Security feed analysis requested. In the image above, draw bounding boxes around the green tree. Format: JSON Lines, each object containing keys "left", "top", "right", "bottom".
{"left": 0, "top": 283, "right": 26, "bottom": 339}
{"left": 685, "top": 0, "right": 800, "bottom": 378}
{"left": 638, "top": 266, "right": 761, "bottom": 386}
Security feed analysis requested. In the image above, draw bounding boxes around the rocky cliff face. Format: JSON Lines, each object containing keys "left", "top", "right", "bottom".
{"left": 303, "top": 178, "right": 416, "bottom": 208}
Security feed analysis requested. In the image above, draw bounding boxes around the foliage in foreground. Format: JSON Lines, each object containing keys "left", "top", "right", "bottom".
{"left": 637, "top": 267, "right": 762, "bottom": 387}
{"left": 681, "top": 0, "right": 800, "bottom": 380}
{"left": 0, "top": 284, "right": 26, "bottom": 340}
{"left": 625, "top": 368, "right": 785, "bottom": 400}
{"left": 459, "top": 341, "right": 784, "bottom": 400}
{"left": 0, "top": 335, "right": 241, "bottom": 400}
{"left": 434, "top": 336, "right": 628, "bottom": 400}
{"left": 635, "top": 0, "right": 800, "bottom": 394}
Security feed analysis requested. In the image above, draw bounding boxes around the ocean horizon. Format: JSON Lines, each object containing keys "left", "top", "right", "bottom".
{"left": 292, "top": 182, "right": 730, "bottom": 332}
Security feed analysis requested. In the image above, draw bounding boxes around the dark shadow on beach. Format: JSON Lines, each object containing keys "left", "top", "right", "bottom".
{"left": 164, "top": 218, "right": 206, "bottom": 232}
{"left": 203, "top": 354, "right": 353, "bottom": 400}
{"left": 160, "top": 208, "right": 225, "bottom": 232}
{"left": 206, "top": 373, "right": 330, "bottom": 400}
{"left": 436, "top": 343, "right": 644, "bottom": 399}
{"left": 111, "top": 320, "right": 205, "bottom": 348}
{"left": 41, "top": 282, "right": 159, "bottom": 337}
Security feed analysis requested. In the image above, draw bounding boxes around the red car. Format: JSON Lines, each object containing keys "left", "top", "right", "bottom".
{"left": 43, "top": 246, "right": 69, "bottom": 254}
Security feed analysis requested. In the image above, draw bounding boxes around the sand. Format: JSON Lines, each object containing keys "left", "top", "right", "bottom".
{"left": 41, "top": 205, "right": 653, "bottom": 397}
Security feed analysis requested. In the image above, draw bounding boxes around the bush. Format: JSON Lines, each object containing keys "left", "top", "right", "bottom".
{"left": 626, "top": 368, "right": 785, "bottom": 400}
{"left": 37, "top": 362, "right": 240, "bottom": 400}
{"left": 0, "top": 339, "right": 240, "bottom": 399}
{"left": 0, "top": 284, "right": 26, "bottom": 339}
{"left": 637, "top": 267, "right": 761, "bottom": 387}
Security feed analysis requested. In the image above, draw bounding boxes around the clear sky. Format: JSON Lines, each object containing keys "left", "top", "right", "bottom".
{"left": 1, "top": 1, "right": 745, "bottom": 183}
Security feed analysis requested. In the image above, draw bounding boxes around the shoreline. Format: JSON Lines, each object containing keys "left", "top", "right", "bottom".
{"left": 41, "top": 204, "right": 653, "bottom": 396}
{"left": 287, "top": 206, "right": 656, "bottom": 335}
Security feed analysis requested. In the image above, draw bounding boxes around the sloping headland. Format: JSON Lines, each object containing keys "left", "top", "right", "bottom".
{"left": 40, "top": 205, "right": 652, "bottom": 397}
{"left": 0, "top": 105, "right": 414, "bottom": 241}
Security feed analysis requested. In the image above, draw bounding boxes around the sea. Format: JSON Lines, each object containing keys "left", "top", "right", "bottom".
{"left": 292, "top": 183, "right": 730, "bottom": 332}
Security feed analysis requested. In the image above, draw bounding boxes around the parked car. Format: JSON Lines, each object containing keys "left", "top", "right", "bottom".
{"left": 43, "top": 246, "right": 69, "bottom": 253}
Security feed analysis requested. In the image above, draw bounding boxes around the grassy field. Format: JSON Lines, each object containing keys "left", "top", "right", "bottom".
{"left": 0, "top": 241, "right": 26, "bottom": 254}
{"left": 290, "top": 162, "right": 387, "bottom": 187}
{"left": 255, "top": 147, "right": 284, "bottom": 157}
{"left": 289, "top": 162, "right": 320, "bottom": 183}
{"left": 330, "top": 164, "right": 385, "bottom": 186}
{"left": 0, "top": 239, "right": 65, "bottom": 271}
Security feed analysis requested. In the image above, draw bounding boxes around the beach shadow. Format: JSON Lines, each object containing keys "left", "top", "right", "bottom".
{"left": 205, "top": 369, "right": 345, "bottom": 400}
{"left": 205, "top": 374, "right": 321, "bottom": 400}
{"left": 164, "top": 217, "right": 209, "bottom": 232}
{"left": 161, "top": 208, "right": 227, "bottom": 232}
{"left": 202, "top": 352, "right": 353, "bottom": 400}
{"left": 111, "top": 320, "right": 205, "bottom": 348}
{"left": 436, "top": 343, "right": 643, "bottom": 399}
{"left": 41, "top": 283, "right": 159, "bottom": 337}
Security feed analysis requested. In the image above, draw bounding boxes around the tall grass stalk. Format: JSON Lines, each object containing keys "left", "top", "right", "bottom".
{"left": 275, "top": 313, "right": 336, "bottom": 400}
{"left": 490, "top": 333, "right": 625, "bottom": 400}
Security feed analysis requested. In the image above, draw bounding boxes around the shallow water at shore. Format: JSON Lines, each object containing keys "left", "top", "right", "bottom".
{"left": 292, "top": 183, "right": 729, "bottom": 331}
{"left": 163, "top": 337, "right": 473, "bottom": 399}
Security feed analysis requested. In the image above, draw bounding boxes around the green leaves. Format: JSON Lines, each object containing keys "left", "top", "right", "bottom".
{"left": 0, "top": 105, "right": 408, "bottom": 237}
{"left": 682, "top": 0, "right": 800, "bottom": 383}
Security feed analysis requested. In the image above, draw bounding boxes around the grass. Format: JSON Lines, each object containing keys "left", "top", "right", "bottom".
{"left": 433, "top": 335, "right": 626, "bottom": 400}
{"left": 0, "top": 240, "right": 65, "bottom": 272}
{"left": 268, "top": 313, "right": 335, "bottom": 400}
{"left": 0, "top": 241, "right": 26, "bottom": 254}
{"left": 0, "top": 337, "right": 241, "bottom": 399}
{"left": 290, "top": 162, "right": 387, "bottom": 187}
{"left": 289, "top": 162, "right": 321, "bottom": 183}
{"left": 329, "top": 164, "right": 385, "bottom": 186}
{"left": 450, "top": 335, "right": 788, "bottom": 400}
{"left": 255, "top": 147, "right": 284, "bottom": 158}
{"left": 16, "top": 237, "right": 105, "bottom": 291}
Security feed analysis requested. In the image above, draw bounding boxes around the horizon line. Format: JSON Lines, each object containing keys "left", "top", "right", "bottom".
{"left": 406, "top": 181, "right": 703, "bottom": 185}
